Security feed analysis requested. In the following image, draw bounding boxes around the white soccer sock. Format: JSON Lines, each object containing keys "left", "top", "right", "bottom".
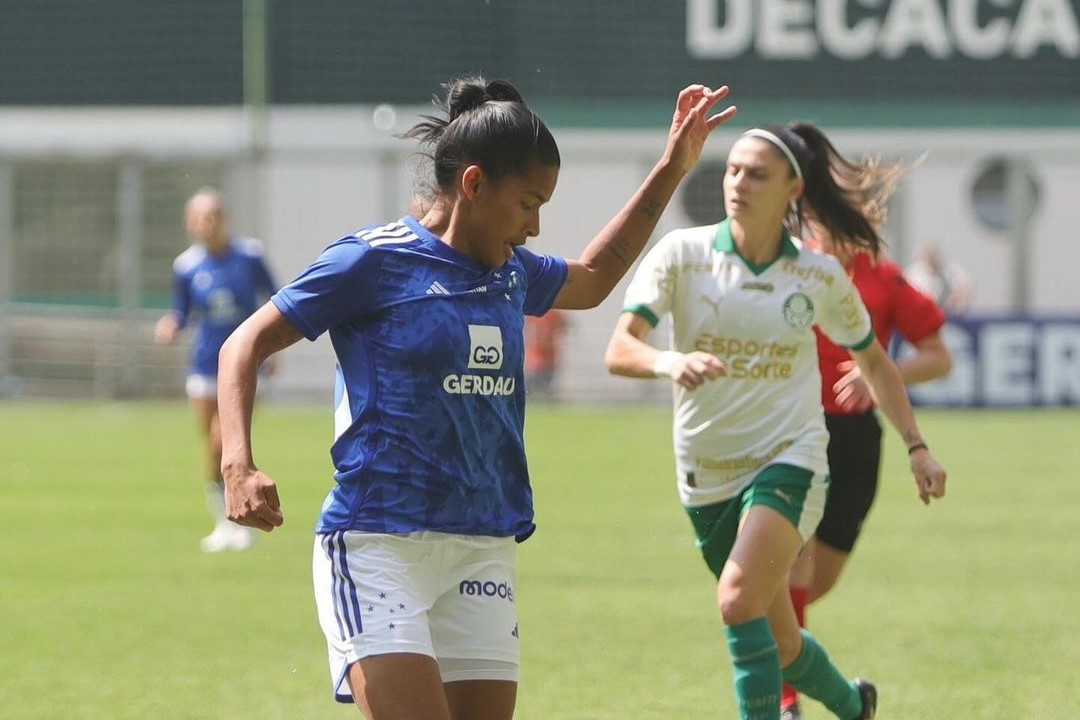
{"left": 205, "top": 481, "right": 227, "bottom": 524}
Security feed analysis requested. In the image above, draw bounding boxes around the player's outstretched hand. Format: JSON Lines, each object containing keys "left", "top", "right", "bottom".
{"left": 909, "top": 448, "right": 947, "bottom": 505}
{"left": 665, "top": 84, "right": 738, "bottom": 175}
{"left": 223, "top": 464, "right": 284, "bottom": 532}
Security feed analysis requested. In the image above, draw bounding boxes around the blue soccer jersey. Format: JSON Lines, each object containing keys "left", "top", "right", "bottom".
{"left": 171, "top": 237, "right": 277, "bottom": 376}
{"left": 271, "top": 216, "right": 568, "bottom": 541}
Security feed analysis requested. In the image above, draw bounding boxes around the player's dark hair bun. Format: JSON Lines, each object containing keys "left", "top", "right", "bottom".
{"left": 403, "top": 74, "right": 558, "bottom": 188}
{"left": 446, "top": 77, "right": 524, "bottom": 121}
{"left": 483, "top": 79, "right": 523, "bottom": 104}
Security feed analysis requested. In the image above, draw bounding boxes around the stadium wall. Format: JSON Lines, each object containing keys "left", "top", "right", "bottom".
{"left": 0, "top": 106, "right": 1078, "bottom": 404}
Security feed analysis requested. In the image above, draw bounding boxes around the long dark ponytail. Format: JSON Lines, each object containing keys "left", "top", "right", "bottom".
{"left": 767, "top": 123, "right": 904, "bottom": 257}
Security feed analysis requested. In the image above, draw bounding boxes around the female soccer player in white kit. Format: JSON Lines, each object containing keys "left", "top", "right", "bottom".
{"left": 605, "top": 123, "right": 947, "bottom": 720}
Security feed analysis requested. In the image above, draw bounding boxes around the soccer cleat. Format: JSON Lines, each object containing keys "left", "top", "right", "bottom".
{"left": 200, "top": 522, "right": 255, "bottom": 552}
{"left": 199, "top": 522, "right": 234, "bottom": 553}
{"left": 228, "top": 524, "right": 256, "bottom": 551}
{"left": 853, "top": 678, "right": 878, "bottom": 720}
{"left": 779, "top": 702, "right": 804, "bottom": 720}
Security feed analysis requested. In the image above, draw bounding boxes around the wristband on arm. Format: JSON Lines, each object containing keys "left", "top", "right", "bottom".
{"left": 653, "top": 351, "right": 679, "bottom": 378}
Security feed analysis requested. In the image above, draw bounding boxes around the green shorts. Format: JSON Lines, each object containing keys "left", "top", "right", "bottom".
{"left": 684, "top": 463, "right": 828, "bottom": 579}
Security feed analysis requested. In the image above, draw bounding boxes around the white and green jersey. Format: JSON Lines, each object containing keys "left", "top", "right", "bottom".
{"left": 623, "top": 219, "right": 874, "bottom": 507}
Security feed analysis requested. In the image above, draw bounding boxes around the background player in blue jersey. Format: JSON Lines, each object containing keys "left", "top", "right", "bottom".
{"left": 215, "top": 76, "right": 736, "bottom": 720}
{"left": 605, "top": 123, "right": 948, "bottom": 720}
{"left": 155, "top": 188, "right": 277, "bottom": 553}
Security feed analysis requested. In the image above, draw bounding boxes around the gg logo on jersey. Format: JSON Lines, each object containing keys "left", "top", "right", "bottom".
{"left": 467, "top": 324, "right": 504, "bottom": 370}
{"left": 473, "top": 346, "right": 502, "bottom": 365}
{"left": 782, "top": 292, "right": 815, "bottom": 330}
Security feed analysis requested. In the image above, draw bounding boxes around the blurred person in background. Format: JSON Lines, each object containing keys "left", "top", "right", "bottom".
{"left": 605, "top": 123, "right": 947, "bottom": 720}
{"left": 215, "top": 77, "right": 736, "bottom": 720}
{"left": 904, "top": 242, "right": 972, "bottom": 315}
{"left": 781, "top": 172, "right": 953, "bottom": 720}
{"left": 524, "top": 309, "right": 568, "bottom": 402}
{"left": 154, "top": 187, "right": 277, "bottom": 553}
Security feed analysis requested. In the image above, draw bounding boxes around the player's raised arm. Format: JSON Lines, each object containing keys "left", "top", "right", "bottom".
{"left": 553, "top": 85, "right": 737, "bottom": 310}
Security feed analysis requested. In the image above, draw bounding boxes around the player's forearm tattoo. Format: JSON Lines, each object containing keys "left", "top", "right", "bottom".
{"left": 641, "top": 198, "right": 662, "bottom": 218}
{"left": 606, "top": 237, "right": 634, "bottom": 267}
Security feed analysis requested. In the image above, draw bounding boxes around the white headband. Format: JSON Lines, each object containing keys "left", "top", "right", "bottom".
{"left": 741, "top": 128, "right": 803, "bottom": 181}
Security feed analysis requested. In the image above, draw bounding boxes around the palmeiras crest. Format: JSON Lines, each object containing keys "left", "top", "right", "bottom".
{"left": 782, "top": 292, "right": 815, "bottom": 330}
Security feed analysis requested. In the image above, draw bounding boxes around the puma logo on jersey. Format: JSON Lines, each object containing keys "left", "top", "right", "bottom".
{"left": 701, "top": 295, "right": 723, "bottom": 315}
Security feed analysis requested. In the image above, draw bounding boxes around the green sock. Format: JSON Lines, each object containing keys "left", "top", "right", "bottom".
{"left": 781, "top": 629, "right": 862, "bottom": 719}
{"left": 725, "top": 618, "right": 781, "bottom": 720}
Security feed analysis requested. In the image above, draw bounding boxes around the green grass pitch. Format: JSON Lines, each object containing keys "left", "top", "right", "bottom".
{"left": 1, "top": 402, "right": 1077, "bottom": 719}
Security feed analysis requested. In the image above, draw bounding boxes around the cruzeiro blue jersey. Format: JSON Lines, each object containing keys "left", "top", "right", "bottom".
{"left": 171, "top": 236, "right": 277, "bottom": 376}
{"left": 271, "top": 216, "right": 569, "bottom": 541}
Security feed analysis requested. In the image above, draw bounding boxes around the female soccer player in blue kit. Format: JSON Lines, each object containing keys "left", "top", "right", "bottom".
{"left": 155, "top": 188, "right": 276, "bottom": 553}
{"left": 215, "top": 77, "right": 737, "bottom": 720}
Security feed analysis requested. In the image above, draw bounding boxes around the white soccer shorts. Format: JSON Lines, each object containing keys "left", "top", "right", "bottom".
{"left": 184, "top": 373, "right": 217, "bottom": 399}
{"left": 312, "top": 530, "right": 521, "bottom": 703}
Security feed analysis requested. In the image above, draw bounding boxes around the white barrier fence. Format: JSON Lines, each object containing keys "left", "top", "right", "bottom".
{"left": 2, "top": 107, "right": 1080, "bottom": 403}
